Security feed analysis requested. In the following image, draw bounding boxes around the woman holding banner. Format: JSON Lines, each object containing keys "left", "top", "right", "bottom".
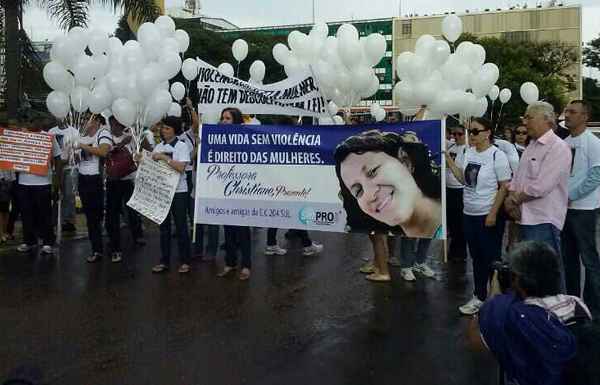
{"left": 216, "top": 108, "right": 253, "bottom": 281}
{"left": 151, "top": 116, "right": 192, "bottom": 274}
{"left": 446, "top": 117, "right": 511, "bottom": 315}
{"left": 334, "top": 130, "right": 442, "bottom": 239}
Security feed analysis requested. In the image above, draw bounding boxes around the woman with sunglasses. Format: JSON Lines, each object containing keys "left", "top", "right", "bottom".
{"left": 514, "top": 124, "right": 530, "bottom": 157}
{"left": 446, "top": 117, "right": 512, "bottom": 315}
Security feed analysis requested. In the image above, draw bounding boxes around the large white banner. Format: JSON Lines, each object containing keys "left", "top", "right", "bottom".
{"left": 127, "top": 151, "right": 180, "bottom": 225}
{"left": 196, "top": 59, "right": 328, "bottom": 117}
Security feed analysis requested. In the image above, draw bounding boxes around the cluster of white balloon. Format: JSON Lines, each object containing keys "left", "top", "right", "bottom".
{"left": 270, "top": 22, "right": 387, "bottom": 120}
{"left": 43, "top": 15, "right": 192, "bottom": 152}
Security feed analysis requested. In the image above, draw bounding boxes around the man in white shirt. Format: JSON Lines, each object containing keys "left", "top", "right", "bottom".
{"left": 49, "top": 120, "right": 79, "bottom": 233}
{"left": 17, "top": 120, "right": 62, "bottom": 255}
{"left": 561, "top": 100, "right": 600, "bottom": 318}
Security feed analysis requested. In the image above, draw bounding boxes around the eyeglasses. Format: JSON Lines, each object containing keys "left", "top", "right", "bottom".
{"left": 516, "top": 131, "right": 527, "bottom": 135}
{"left": 468, "top": 128, "right": 489, "bottom": 136}
{"left": 451, "top": 132, "right": 465, "bottom": 137}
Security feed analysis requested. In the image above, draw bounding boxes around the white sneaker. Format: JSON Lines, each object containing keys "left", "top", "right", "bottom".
{"left": 302, "top": 242, "right": 323, "bottom": 256}
{"left": 264, "top": 245, "right": 287, "bottom": 255}
{"left": 400, "top": 267, "right": 416, "bottom": 281}
{"left": 413, "top": 262, "right": 435, "bottom": 278}
{"left": 40, "top": 245, "right": 53, "bottom": 255}
{"left": 17, "top": 244, "right": 34, "bottom": 253}
{"left": 111, "top": 252, "right": 123, "bottom": 263}
{"left": 459, "top": 296, "right": 484, "bottom": 315}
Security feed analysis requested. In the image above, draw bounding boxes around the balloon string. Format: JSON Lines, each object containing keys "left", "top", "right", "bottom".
{"left": 236, "top": 61, "right": 240, "bottom": 78}
{"left": 490, "top": 101, "right": 495, "bottom": 121}
{"left": 495, "top": 104, "right": 505, "bottom": 131}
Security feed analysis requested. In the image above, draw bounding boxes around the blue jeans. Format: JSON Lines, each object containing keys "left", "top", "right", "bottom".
{"left": 159, "top": 193, "right": 190, "bottom": 265}
{"left": 400, "top": 238, "right": 431, "bottom": 268}
{"left": 464, "top": 214, "right": 505, "bottom": 301}
{"left": 561, "top": 209, "right": 600, "bottom": 317}
{"left": 519, "top": 223, "right": 566, "bottom": 292}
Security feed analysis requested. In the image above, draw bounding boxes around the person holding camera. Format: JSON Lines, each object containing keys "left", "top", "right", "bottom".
{"left": 476, "top": 241, "right": 593, "bottom": 385}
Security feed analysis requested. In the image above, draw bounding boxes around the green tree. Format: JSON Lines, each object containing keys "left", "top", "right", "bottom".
{"left": 1, "top": 0, "right": 159, "bottom": 121}
{"left": 583, "top": 34, "right": 600, "bottom": 71}
{"left": 582, "top": 77, "right": 600, "bottom": 122}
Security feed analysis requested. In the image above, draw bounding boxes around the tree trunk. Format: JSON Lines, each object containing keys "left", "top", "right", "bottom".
{"left": 5, "top": 1, "right": 20, "bottom": 121}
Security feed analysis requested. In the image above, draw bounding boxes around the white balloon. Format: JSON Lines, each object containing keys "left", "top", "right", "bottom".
{"left": 91, "top": 54, "right": 109, "bottom": 80}
{"left": 46, "top": 91, "right": 70, "bottom": 119}
{"left": 370, "top": 103, "right": 381, "bottom": 117}
{"left": 170, "top": 82, "right": 186, "bottom": 102}
{"left": 88, "top": 84, "right": 113, "bottom": 114}
{"left": 43, "top": 61, "right": 73, "bottom": 93}
{"left": 351, "top": 66, "right": 374, "bottom": 94}
{"left": 121, "top": 42, "right": 147, "bottom": 73}
{"left": 137, "top": 23, "right": 161, "bottom": 59}
{"left": 407, "top": 54, "right": 431, "bottom": 82}
{"left": 232, "top": 39, "right": 249, "bottom": 62}
{"left": 462, "top": 92, "right": 477, "bottom": 117}
{"left": 441, "top": 14, "right": 463, "bottom": 43}
{"left": 472, "top": 97, "right": 489, "bottom": 118}
{"left": 217, "top": 63, "right": 235, "bottom": 77}
{"left": 70, "top": 86, "right": 91, "bottom": 113}
{"left": 57, "top": 36, "right": 85, "bottom": 69}
{"left": 481, "top": 63, "right": 500, "bottom": 85}
{"left": 249, "top": 60, "right": 266, "bottom": 82}
{"left": 336, "top": 24, "right": 359, "bottom": 43}
{"left": 108, "top": 37, "right": 123, "bottom": 55}
{"left": 288, "top": 31, "right": 310, "bottom": 61}
{"left": 68, "top": 27, "right": 88, "bottom": 53}
{"left": 499, "top": 88, "right": 512, "bottom": 104}
{"left": 361, "top": 75, "right": 380, "bottom": 98}
{"left": 471, "top": 44, "right": 486, "bottom": 69}
{"left": 160, "top": 37, "right": 180, "bottom": 56}
{"left": 471, "top": 69, "right": 495, "bottom": 98}
{"left": 520, "top": 82, "right": 539, "bottom": 104}
{"left": 488, "top": 85, "right": 500, "bottom": 101}
{"left": 415, "top": 34, "right": 436, "bottom": 58}
{"left": 159, "top": 81, "right": 170, "bottom": 91}
{"left": 168, "top": 102, "right": 182, "bottom": 117}
{"left": 273, "top": 43, "right": 291, "bottom": 66}
{"left": 333, "top": 115, "right": 345, "bottom": 125}
{"left": 429, "top": 40, "right": 451, "bottom": 69}
{"left": 174, "top": 29, "right": 190, "bottom": 53}
{"left": 107, "top": 71, "right": 128, "bottom": 99}
{"left": 310, "top": 22, "right": 329, "bottom": 42}
{"left": 364, "top": 33, "right": 387, "bottom": 66}
{"left": 124, "top": 76, "right": 142, "bottom": 104}
{"left": 148, "top": 89, "right": 173, "bottom": 117}
{"left": 327, "top": 101, "right": 339, "bottom": 115}
{"left": 112, "top": 98, "right": 136, "bottom": 127}
{"left": 319, "top": 117, "right": 335, "bottom": 125}
{"left": 336, "top": 69, "right": 352, "bottom": 93}
{"left": 393, "top": 80, "right": 414, "bottom": 104}
{"left": 396, "top": 51, "right": 414, "bottom": 81}
{"left": 414, "top": 75, "right": 441, "bottom": 106}
{"left": 87, "top": 30, "right": 109, "bottom": 55}
{"left": 375, "top": 107, "right": 386, "bottom": 122}
{"left": 456, "top": 41, "right": 474, "bottom": 61}
{"left": 136, "top": 63, "right": 161, "bottom": 98}
{"left": 160, "top": 53, "right": 183, "bottom": 80}
{"left": 73, "top": 55, "right": 95, "bottom": 87}
{"left": 182, "top": 58, "right": 199, "bottom": 81}
{"left": 155, "top": 15, "right": 176, "bottom": 36}
{"left": 442, "top": 57, "right": 472, "bottom": 91}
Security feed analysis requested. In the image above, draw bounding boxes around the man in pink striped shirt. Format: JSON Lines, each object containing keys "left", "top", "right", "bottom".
{"left": 505, "top": 102, "right": 571, "bottom": 289}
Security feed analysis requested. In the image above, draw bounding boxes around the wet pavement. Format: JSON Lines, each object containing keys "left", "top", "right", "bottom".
{"left": 0, "top": 225, "right": 496, "bottom": 385}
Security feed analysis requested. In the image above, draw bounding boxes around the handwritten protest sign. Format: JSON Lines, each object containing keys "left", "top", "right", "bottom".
{"left": 0, "top": 128, "right": 53, "bottom": 176}
{"left": 196, "top": 59, "right": 327, "bottom": 117}
{"left": 195, "top": 121, "right": 445, "bottom": 239}
{"left": 127, "top": 151, "right": 180, "bottom": 225}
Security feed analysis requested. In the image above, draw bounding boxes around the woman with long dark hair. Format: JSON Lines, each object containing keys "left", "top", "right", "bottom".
{"left": 334, "top": 130, "right": 442, "bottom": 239}
{"left": 446, "top": 117, "right": 512, "bottom": 315}
{"left": 216, "top": 108, "right": 253, "bottom": 280}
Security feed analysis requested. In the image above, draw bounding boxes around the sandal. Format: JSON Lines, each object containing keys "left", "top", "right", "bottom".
{"left": 152, "top": 264, "right": 169, "bottom": 273}
{"left": 178, "top": 264, "right": 191, "bottom": 274}
{"left": 86, "top": 253, "right": 102, "bottom": 263}
{"left": 217, "top": 266, "right": 236, "bottom": 277}
{"left": 359, "top": 262, "right": 375, "bottom": 274}
{"left": 365, "top": 273, "right": 391, "bottom": 282}
{"left": 239, "top": 268, "right": 251, "bottom": 281}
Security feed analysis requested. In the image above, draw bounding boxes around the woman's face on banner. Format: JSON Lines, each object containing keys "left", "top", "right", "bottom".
{"left": 340, "top": 150, "right": 420, "bottom": 227}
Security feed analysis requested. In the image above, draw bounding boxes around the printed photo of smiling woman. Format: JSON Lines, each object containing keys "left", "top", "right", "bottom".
{"left": 334, "top": 130, "right": 442, "bottom": 239}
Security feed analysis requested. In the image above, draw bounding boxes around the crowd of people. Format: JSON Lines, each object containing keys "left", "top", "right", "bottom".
{"left": 2, "top": 97, "right": 600, "bottom": 384}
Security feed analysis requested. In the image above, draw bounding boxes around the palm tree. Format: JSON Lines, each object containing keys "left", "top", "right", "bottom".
{"left": 1, "top": 0, "right": 159, "bottom": 121}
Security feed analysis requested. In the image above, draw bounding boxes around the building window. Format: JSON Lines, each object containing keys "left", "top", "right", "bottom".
{"left": 385, "top": 51, "right": 393, "bottom": 58}
{"left": 385, "top": 34, "right": 392, "bottom": 41}
{"left": 402, "top": 21, "right": 412, "bottom": 35}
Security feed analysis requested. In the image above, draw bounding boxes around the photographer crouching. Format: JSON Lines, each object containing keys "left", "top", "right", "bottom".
{"left": 473, "top": 241, "right": 597, "bottom": 385}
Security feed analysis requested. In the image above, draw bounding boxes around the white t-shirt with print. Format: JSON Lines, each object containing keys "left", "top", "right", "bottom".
{"left": 179, "top": 129, "right": 196, "bottom": 172}
{"left": 18, "top": 132, "right": 62, "bottom": 186}
{"left": 48, "top": 125, "right": 79, "bottom": 169}
{"left": 462, "top": 146, "right": 512, "bottom": 216}
{"left": 565, "top": 129, "right": 600, "bottom": 210}
{"left": 77, "top": 128, "right": 112, "bottom": 176}
{"left": 447, "top": 143, "right": 466, "bottom": 189}
{"left": 153, "top": 138, "right": 190, "bottom": 193}
{"left": 111, "top": 133, "right": 136, "bottom": 181}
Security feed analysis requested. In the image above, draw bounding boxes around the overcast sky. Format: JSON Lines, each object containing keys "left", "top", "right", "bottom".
{"left": 23, "top": 0, "right": 600, "bottom": 76}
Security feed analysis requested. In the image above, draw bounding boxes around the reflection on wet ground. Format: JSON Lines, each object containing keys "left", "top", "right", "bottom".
{"left": 0, "top": 228, "right": 495, "bottom": 385}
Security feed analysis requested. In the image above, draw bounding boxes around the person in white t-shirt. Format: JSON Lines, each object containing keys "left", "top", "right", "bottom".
{"left": 446, "top": 125, "right": 467, "bottom": 261}
{"left": 105, "top": 117, "right": 145, "bottom": 263}
{"left": 16, "top": 120, "right": 63, "bottom": 255}
{"left": 178, "top": 97, "right": 199, "bottom": 226}
{"left": 151, "top": 116, "right": 191, "bottom": 274}
{"left": 561, "top": 100, "right": 600, "bottom": 318}
{"left": 446, "top": 117, "right": 512, "bottom": 315}
{"left": 75, "top": 114, "right": 112, "bottom": 263}
{"left": 49, "top": 120, "right": 79, "bottom": 233}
